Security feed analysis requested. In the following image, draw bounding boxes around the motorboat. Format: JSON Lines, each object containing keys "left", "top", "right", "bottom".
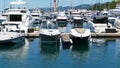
{"left": 70, "top": 28, "right": 91, "bottom": 44}
{"left": 92, "top": 11, "right": 113, "bottom": 33}
{"left": 56, "top": 11, "right": 68, "bottom": 22}
{"left": 31, "top": 9, "right": 42, "bottom": 23}
{"left": 40, "top": 20, "right": 60, "bottom": 44}
{"left": 2, "top": 0, "right": 33, "bottom": 34}
{"left": 0, "top": 26, "right": 25, "bottom": 44}
{"left": 70, "top": 18, "right": 91, "bottom": 44}
{"left": 70, "top": 11, "right": 84, "bottom": 24}
{"left": 56, "top": 11, "right": 68, "bottom": 27}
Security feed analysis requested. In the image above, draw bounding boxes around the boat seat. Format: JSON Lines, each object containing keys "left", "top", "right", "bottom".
{"left": 105, "top": 28, "right": 117, "bottom": 33}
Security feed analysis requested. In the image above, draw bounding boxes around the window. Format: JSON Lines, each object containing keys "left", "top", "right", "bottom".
{"left": 10, "top": 15, "right": 22, "bottom": 21}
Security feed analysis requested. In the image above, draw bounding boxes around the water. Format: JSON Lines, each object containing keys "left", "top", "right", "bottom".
{"left": 0, "top": 23, "right": 120, "bottom": 68}
{"left": 0, "top": 38, "right": 120, "bottom": 68}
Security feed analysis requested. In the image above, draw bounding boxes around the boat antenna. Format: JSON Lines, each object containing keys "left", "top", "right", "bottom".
{"left": 50, "top": 0, "right": 52, "bottom": 12}
{"left": 98, "top": 0, "right": 100, "bottom": 11}
{"left": 4, "top": 0, "right": 5, "bottom": 12}
{"left": 80, "top": 0, "right": 82, "bottom": 9}
{"left": 71, "top": 0, "right": 73, "bottom": 9}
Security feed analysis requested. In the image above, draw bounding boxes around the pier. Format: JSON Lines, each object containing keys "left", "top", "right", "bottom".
{"left": 91, "top": 32, "right": 120, "bottom": 38}
{"left": 25, "top": 30, "right": 120, "bottom": 38}
{"left": 25, "top": 31, "right": 39, "bottom": 38}
{"left": 61, "top": 33, "right": 72, "bottom": 45}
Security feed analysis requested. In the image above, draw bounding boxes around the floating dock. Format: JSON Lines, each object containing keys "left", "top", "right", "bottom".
{"left": 91, "top": 32, "right": 120, "bottom": 38}
{"left": 25, "top": 31, "right": 39, "bottom": 38}
{"left": 25, "top": 28, "right": 120, "bottom": 38}
{"left": 61, "top": 33, "right": 72, "bottom": 45}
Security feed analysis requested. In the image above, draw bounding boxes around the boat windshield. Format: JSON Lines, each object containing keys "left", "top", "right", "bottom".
{"left": 40, "top": 20, "right": 58, "bottom": 29}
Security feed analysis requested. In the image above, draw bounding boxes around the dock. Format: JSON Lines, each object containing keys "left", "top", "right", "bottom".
{"left": 25, "top": 28, "right": 120, "bottom": 38}
{"left": 61, "top": 33, "right": 72, "bottom": 45}
{"left": 25, "top": 31, "right": 39, "bottom": 38}
{"left": 91, "top": 32, "right": 120, "bottom": 38}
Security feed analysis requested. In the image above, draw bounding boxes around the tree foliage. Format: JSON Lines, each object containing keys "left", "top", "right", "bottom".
{"left": 91, "top": 0, "right": 119, "bottom": 10}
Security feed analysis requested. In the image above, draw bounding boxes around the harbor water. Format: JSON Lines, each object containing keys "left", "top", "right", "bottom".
{"left": 0, "top": 38, "right": 120, "bottom": 68}
{"left": 0, "top": 21, "right": 119, "bottom": 68}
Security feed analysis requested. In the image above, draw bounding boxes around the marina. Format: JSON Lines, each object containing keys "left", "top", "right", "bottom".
{"left": 1, "top": 0, "right": 120, "bottom": 68}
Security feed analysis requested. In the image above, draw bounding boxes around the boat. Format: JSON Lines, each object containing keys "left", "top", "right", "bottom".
{"left": 0, "top": 26, "right": 25, "bottom": 44}
{"left": 70, "top": 18, "right": 91, "bottom": 44}
{"left": 40, "top": 20, "right": 60, "bottom": 44}
{"left": 31, "top": 8, "right": 42, "bottom": 23}
{"left": 56, "top": 11, "right": 68, "bottom": 27}
{"left": 92, "top": 11, "right": 113, "bottom": 33}
{"left": 31, "top": 9, "right": 42, "bottom": 30}
{"left": 70, "top": 10, "right": 84, "bottom": 24}
{"left": 56, "top": 11, "right": 68, "bottom": 21}
{"left": 2, "top": 0, "right": 33, "bottom": 34}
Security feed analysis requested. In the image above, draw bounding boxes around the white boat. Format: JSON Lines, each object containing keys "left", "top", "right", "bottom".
{"left": 2, "top": 0, "right": 33, "bottom": 34}
{"left": 70, "top": 11, "right": 84, "bottom": 24}
{"left": 70, "top": 28, "right": 91, "bottom": 44}
{"left": 31, "top": 9, "right": 42, "bottom": 22}
{"left": 0, "top": 26, "right": 24, "bottom": 44}
{"left": 56, "top": 11, "right": 68, "bottom": 27}
{"left": 70, "top": 18, "right": 91, "bottom": 44}
{"left": 92, "top": 11, "right": 112, "bottom": 33}
{"left": 40, "top": 20, "right": 60, "bottom": 44}
{"left": 109, "top": 4, "right": 120, "bottom": 16}
{"left": 56, "top": 11, "right": 68, "bottom": 22}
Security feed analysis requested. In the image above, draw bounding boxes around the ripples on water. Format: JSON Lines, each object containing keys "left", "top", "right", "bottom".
{"left": 0, "top": 38, "right": 120, "bottom": 68}
{"left": 0, "top": 22, "right": 120, "bottom": 68}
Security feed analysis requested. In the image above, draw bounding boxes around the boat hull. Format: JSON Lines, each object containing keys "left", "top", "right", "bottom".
{"left": 70, "top": 35, "right": 90, "bottom": 44}
{"left": 0, "top": 36, "right": 25, "bottom": 44}
{"left": 40, "top": 34, "right": 60, "bottom": 44}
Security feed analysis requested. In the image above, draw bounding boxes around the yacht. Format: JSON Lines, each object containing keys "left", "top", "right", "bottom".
{"left": 92, "top": 11, "right": 113, "bottom": 33}
{"left": 56, "top": 11, "right": 68, "bottom": 27}
{"left": 56, "top": 11, "right": 68, "bottom": 21}
{"left": 31, "top": 9, "right": 42, "bottom": 22}
{"left": 40, "top": 20, "right": 60, "bottom": 44}
{"left": 70, "top": 18, "right": 91, "bottom": 44}
{"left": 0, "top": 26, "right": 24, "bottom": 44}
{"left": 2, "top": 0, "right": 33, "bottom": 34}
{"left": 70, "top": 11, "right": 84, "bottom": 24}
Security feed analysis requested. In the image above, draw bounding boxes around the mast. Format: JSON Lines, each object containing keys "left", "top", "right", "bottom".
{"left": 50, "top": 0, "right": 52, "bottom": 12}
{"left": 71, "top": 0, "right": 73, "bottom": 9}
{"left": 4, "top": 0, "right": 5, "bottom": 11}
{"left": 54, "top": 0, "right": 57, "bottom": 12}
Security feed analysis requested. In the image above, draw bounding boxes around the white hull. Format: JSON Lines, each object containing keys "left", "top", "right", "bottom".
{"left": 40, "top": 29, "right": 60, "bottom": 44}
{"left": 0, "top": 32, "right": 24, "bottom": 44}
{"left": 70, "top": 28, "right": 91, "bottom": 44}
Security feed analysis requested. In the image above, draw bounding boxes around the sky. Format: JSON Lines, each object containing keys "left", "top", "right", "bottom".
{"left": 0, "top": 0, "right": 112, "bottom": 11}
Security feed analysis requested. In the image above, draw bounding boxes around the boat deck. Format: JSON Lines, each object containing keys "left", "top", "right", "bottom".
{"left": 75, "top": 28, "right": 85, "bottom": 33}
{"left": 91, "top": 32, "right": 120, "bottom": 38}
{"left": 25, "top": 31, "right": 39, "bottom": 38}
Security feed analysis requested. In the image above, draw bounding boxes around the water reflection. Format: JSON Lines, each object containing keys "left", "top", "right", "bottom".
{"left": 71, "top": 43, "right": 90, "bottom": 64}
{"left": 91, "top": 38, "right": 107, "bottom": 46}
{"left": 40, "top": 43, "right": 60, "bottom": 60}
{"left": 0, "top": 39, "right": 29, "bottom": 59}
{"left": 91, "top": 38, "right": 116, "bottom": 46}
